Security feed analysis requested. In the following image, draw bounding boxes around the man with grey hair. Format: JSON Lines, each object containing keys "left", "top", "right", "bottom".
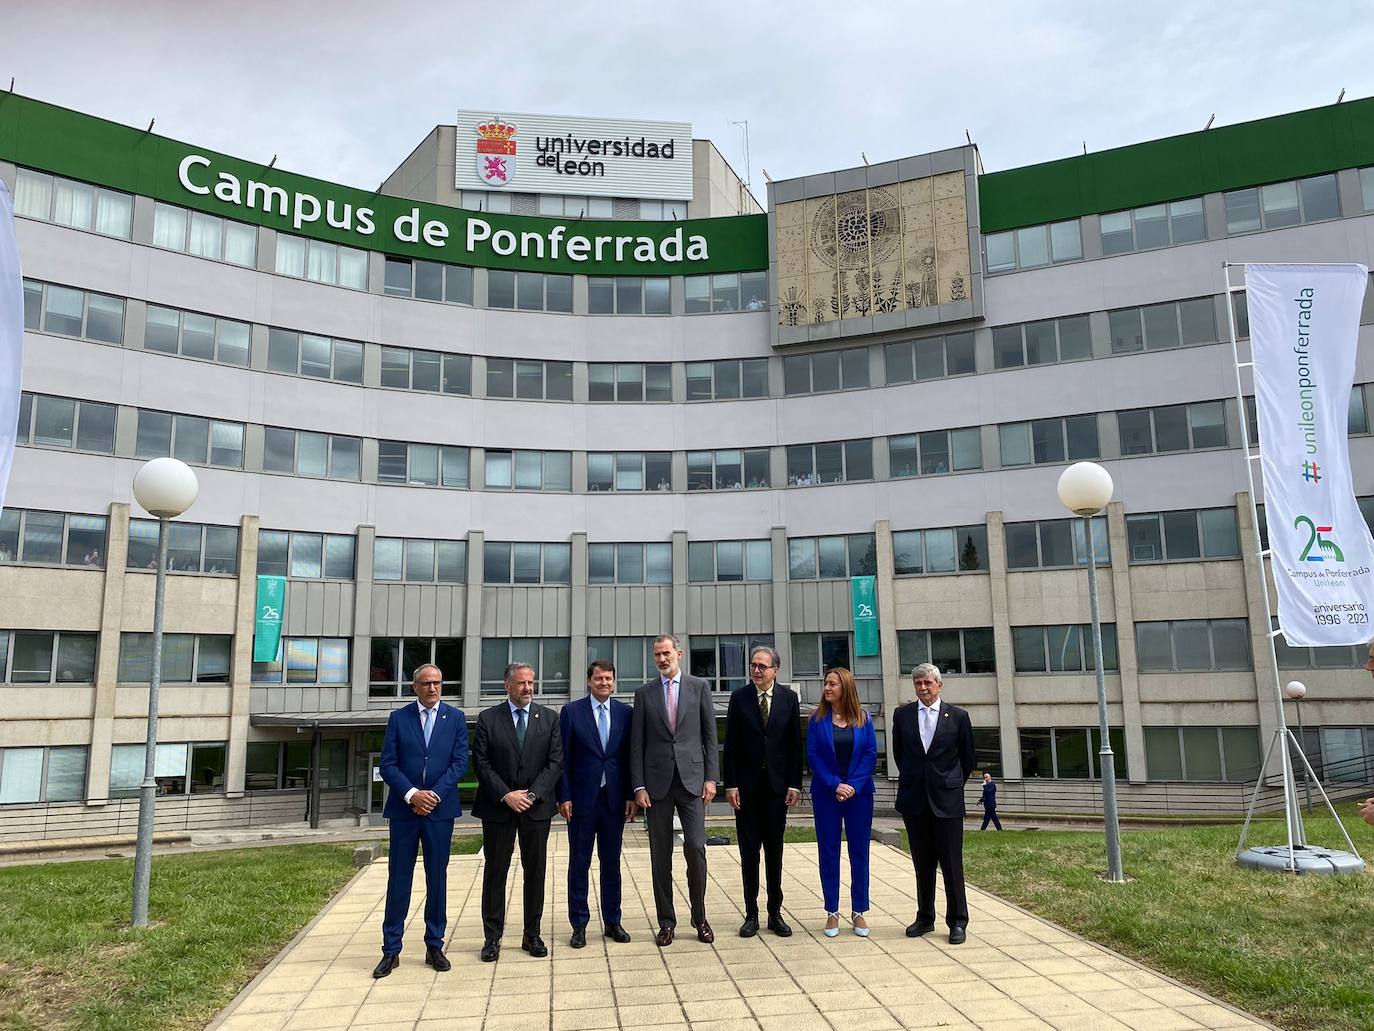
{"left": 472, "top": 662, "right": 563, "bottom": 962}
{"left": 893, "top": 662, "right": 975, "bottom": 944}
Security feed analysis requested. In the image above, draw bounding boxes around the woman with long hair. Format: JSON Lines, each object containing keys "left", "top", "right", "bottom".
{"left": 808, "top": 667, "right": 877, "bottom": 937}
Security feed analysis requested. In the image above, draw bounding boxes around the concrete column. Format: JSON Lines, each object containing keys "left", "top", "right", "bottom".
{"left": 86, "top": 502, "right": 131, "bottom": 804}
{"left": 986, "top": 510, "right": 1023, "bottom": 780}
{"left": 671, "top": 530, "right": 689, "bottom": 645}
{"left": 874, "top": 518, "right": 902, "bottom": 775}
{"left": 769, "top": 527, "right": 791, "bottom": 675}
{"left": 1104, "top": 501, "right": 1147, "bottom": 782}
{"left": 224, "top": 514, "right": 260, "bottom": 797}
{"left": 570, "top": 532, "right": 588, "bottom": 684}
{"left": 350, "top": 525, "right": 376, "bottom": 711}
{"left": 463, "top": 530, "right": 485, "bottom": 709}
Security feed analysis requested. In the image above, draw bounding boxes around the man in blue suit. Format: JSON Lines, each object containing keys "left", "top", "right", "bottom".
{"left": 374, "top": 663, "right": 469, "bottom": 978}
{"left": 558, "top": 659, "right": 637, "bottom": 948}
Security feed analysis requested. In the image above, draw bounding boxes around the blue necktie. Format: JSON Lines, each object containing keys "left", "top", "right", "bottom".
{"left": 422, "top": 706, "right": 434, "bottom": 747}
{"left": 597, "top": 703, "right": 610, "bottom": 788}
{"left": 516, "top": 707, "right": 527, "bottom": 749}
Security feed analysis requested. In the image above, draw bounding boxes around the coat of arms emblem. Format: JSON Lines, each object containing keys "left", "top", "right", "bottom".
{"left": 476, "top": 117, "right": 517, "bottom": 187}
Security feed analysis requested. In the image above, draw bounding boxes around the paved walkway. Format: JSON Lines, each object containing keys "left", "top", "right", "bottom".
{"left": 210, "top": 835, "right": 1270, "bottom": 1031}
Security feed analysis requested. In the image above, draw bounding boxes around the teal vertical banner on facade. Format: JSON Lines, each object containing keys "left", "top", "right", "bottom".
{"left": 850, "top": 576, "right": 878, "bottom": 656}
{"left": 253, "top": 575, "right": 286, "bottom": 662}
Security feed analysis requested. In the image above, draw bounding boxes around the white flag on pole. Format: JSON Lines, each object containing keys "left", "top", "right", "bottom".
{"left": 0, "top": 181, "right": 23, "bottom": 514}
{"left": 1248, "top": 262, "right": 1374, "bottom": 646}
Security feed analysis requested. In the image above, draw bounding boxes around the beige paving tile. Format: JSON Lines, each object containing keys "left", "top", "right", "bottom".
{"left": 553, "top": 1007, "right": 618, "bottom": 1030}
{"left": 683, "top": 998, "right": 755, "bottom": 1022}
{"left": 418, "top": 995, "right": 487, "bottom": 1019}
{"left": 823, "top": 1008, "right": 900, "bottom": 1031}
{"left": 1077, "top": 987, "right": 1165, "bottom": 1012}
{"left": 230, "top": 991, "right": 309, "bottom": 1014}
{"left": 353, "top": 999, "right": 425, "bottom": 1024}
{"left": 756, "top": 1015, "right": 834, "bottom": 1031}
{"left": 619, "top": 1002, "right": 690, "bottom": 1026}
{"left": 284, "top": 1006, "right": 360, "bottom": 1030}
{"left": 951, "top": 996, "right": 1040, "bottom": 1024}
{"left": 1111, "top": 1009, "right": 1206, "bottom": 1030}
{"left": 1174, "top": 1003, "right": 1265, "bottom": 1028}
{"left": 676, "top": 980, "right": 744, "bottom": 1002}
{"left": 480, "top": 1015, "right": 552, "bottom": 1031}
{"left": 215, "top": 1015, "right": 290, "bottom": 1031}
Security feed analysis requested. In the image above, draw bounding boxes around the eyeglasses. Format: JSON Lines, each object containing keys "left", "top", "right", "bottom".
{"left": 749, "top": 662, "right": 773, "bottom": 671}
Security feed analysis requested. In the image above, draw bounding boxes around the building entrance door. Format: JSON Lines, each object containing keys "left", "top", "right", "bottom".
{"left": 366, "top": 752, "right": 389, "bottom": 826}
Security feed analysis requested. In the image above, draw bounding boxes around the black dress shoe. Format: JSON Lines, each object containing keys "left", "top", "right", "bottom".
{"left": 372, "top": 953, "right": 399, "bottom": 979}
{"left": 424, "top": 945, "right": 451, "bottom": 971}
{"left": 738, "top": 916, "right": 759, "bottom": 938}
{"left": 604, "top": 923, "right": 632, "bottom": 943}
{"left": 480, "top": 940, "right": 500, "bottom": 962}
{"left": 906, "top": 920, "right": 935, "bottom": 937}
{"left": 695, "top": 920, "right": 714, "bottom": 944}
{"left": 521, "top": 935, "right": 548, "bottom": 958}
{"left": 767, "top": 915, "right": 793, "bottom": 937}
{"left": 570, "top": 926, "right": 587, "bottom": 949}
{"left": 655, "top": 926, "right": 675, "bottom": 946}
{"left": 948, "top": 926, "right": 967, "bottom": 945}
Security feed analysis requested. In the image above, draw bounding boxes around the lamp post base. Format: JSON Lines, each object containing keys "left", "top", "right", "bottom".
{"left": 1236, "top": 845, "right": 1365, "bottom": 875}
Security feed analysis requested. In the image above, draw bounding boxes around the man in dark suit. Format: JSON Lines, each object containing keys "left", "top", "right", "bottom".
{"left": 893, "top": 662, "right": 976, "bottom": 945}
{"left": 374, "top": 663, "right": 469, "bottom": 979}
{"left": 722, "top": 645, "right": 801, "bottom": 937}
{"left": 631, "top": 633, "right": 719, "bottom": 946}
{"left": 558, "top": 659, "right": 637, "bottom": 948}
{"left": 472, "top": 662, "right": 563, "bottom": 962}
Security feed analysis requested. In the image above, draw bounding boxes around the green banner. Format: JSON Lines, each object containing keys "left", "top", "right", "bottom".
{"left": 253, "top": 576, "right": 286, "bottom": 663}
{"left": 0, "top": 94, "right": 768, "bottom": 276}
{"left": 850, "top": 576, "right": 878, "bottom": 657}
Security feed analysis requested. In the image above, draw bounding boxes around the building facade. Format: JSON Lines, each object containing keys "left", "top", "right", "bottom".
{"left": 1, "top": 94, "right": 1371, "bottom": 839}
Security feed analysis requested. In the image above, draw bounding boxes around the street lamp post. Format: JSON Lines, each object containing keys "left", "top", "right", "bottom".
{"left": 130, "top": 458, "right": 199, "bottom": 928}
{"left": 1057, "top": 461, "right": 1125, "bottom": 883}
{"left": 1284, "top": 681, "right": 1314, "bottom": 814}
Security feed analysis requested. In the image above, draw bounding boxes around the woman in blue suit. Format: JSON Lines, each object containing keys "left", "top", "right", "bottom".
{"left": 808, "top": 666, "right": 877, "bottom": 937}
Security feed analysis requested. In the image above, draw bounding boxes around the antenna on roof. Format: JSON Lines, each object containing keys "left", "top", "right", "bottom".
{"left": 1082, "top": 141, "right": 1087, "bottom": 155}
{"left": 1337, "top": 87, "right": 1346, "bottom": 103}
{"left": 146, "top": 118, "right": 155, "bottom": 133}
{"left": 1204, "top": 114, "right": 1216, "bottom": 130}
{"left": 861, "top": 152, "right": 869, "bottom": 165}
{"left": 964, "top": 129, "right": 973, "bottom": 146}
{"left": 268, "top": 155, "right": 278, "bottom": 168}
{"left": 8, "top": 78, "right": 13, "bottom": 92}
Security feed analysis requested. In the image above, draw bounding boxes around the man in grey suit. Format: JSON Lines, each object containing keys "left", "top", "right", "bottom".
{"left": 471, "top": 662, "right": 563, "bottom": 962}
{"left": 631, "top": 633, "right": 719, "bottom": 946}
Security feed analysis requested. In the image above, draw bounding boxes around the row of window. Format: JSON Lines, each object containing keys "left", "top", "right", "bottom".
{"left": 252, "top": 638, "right": 350, "bottom": 685}
{"left": 245, "top": 739, "right": 349, "bottom": 791}
{"left": 153, "top": 201, "right": 257, "bottom": 267}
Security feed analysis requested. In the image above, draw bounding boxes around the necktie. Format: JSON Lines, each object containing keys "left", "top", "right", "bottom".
{"left": 516, "top": 707, "right": 527, "bottom": 749}
{"left": 597, "top": 702, "right": 610, "bottom": 750}
{"left": 422, "top": 706, "right": 434, "bottom": 747}
{"left": 921, "top": 706, "right": 935, "bottom": 751}
{"left": 666, "top": 679, "right": 678, "bottom": 732}
{"left": 759, "top": 690, "right": 770, "bottom": 726}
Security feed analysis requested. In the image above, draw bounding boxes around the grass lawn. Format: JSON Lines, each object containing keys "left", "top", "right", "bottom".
{"left": 0, "top": 844, "right": 357, "bottom": 1031}
{"left": 958, "top": 807, "right": 1374, "bottom": 1031}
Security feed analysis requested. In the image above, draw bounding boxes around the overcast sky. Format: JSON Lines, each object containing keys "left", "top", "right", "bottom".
{"left": 6, "top": 2, "right": 1374, "bottom": 201}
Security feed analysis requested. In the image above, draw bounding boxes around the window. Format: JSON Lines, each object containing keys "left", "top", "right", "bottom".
{"left": 888, "top": 427, "right": 982, "bottom": 477}
{"left": 368, "top": 638, "right": 463, "bottom": 699}
{"left": 1224, "top": 174, "right": 1340, "bottom": 234}
{"left": 1144, "top": 726, "right": 1261, "bottom": 782}
{"left": 897, "top": 628, "right": 996, "bottom": 675}
{"left": 992, "top": 315, "right": 1092, "bottom": 369}
{"left": 23, "top": 280, "right": 125, "bottom": 344}
{"left": 685, "top": 271, "right": 768, "bottom": 313}
{"left": 483, "top": 450, "right": 572, "bottom": 492}
{"left": 482, "top": 542, "right": 572, "bottom": 585}
{"left": 110, "top": 742, "right": 227, "bottom": 797}
{"left": 274, "top": 232, "right": 367, "bottom": 289}
{"left": 1126, "top": 508, "right": 1240, "bottom": 562}
{"left": 686, "top": 448, "right": 770, "bottom": 491}
{"left": 686, "top": 540, "right": 771, "bottom": 583}
{"left": 13, "top": 168, "right": 132, "bottom": 239}
{"left": 0, "top": 510, "right": 107, "bottom": 568}
{"left": 782, "top": 348, "right": 869, "bottom": 395}
{"left": 0, "top": 630, "right": 97, "bottom": 683}
{"left": 587, "top": 452, "right": 672, "bottom": 492}
{"left": 485, "top": 358, "right": 573, "bottom": 401}
{"left": 382, "top": 257, "right": 474, "bottom": 306}
{"left": 373, "top": 538, "right": 468, "bottom": 583}
{"left": 1274, "top": 621, "right": 1369, "bottom": 671}
{"left": 587, "top": 542, "right": 673, "bottom": 585}
{"left": 1109, "top": 298, "right": 1217, "bottom": 353}
{"left": 1004, "top": 516, "right": 1110, "bottom": 570}
{"left": 787, "top": 534, "right": 877, "bottom": 579}
{"left": 479, "top": 638, "right": 571, "bottom": 696}
{"left": 0, "top": 745, "right": 87, "bottom": 803}
{"left": 488, "top": 271, "right": 574, "bottom": 313}
{"left": 1135, "top": 619, "right": 1252, "bottom": 672}
{"left": 152, "top": 202, "right": 257, "bottom": 266}
{"left": 984, "top": 220, "right": 1082, "bottom": 273}
{"left": 689, "top": 634, "right": 776, "bottom": 692}
{"left": 586, "top": 637, "right": 659, "bottom": 683}
{"left": 256, "top": 530, "right": 355, "bottom": 580}
{"left": 252, "top": 637, "right": 350, "bottom": 685}
{"left": 685, "top": 359, "right": 770, "bottom": 400}
{"left": 262, "top": 428, "right": 361, "bottom": 480}
{"left": 884, "top": 332, "right": 977, "bottom": 384}
{"left": 17, "top": 393, "right": 116, "bottom": 454}
{"left": 142, "top": 304, "right": 250, "bottom": 366}
{"left": 587, "top": 276, "right": 671, "bottom": 315}
{"left": 1100, "top": 198, "right": 1206, "bottom": 254}
{"left": 127, "top": 520, "right": 239, "bottom": 574}
{"left": 118, "top": 634, "right": 232, "bottom": 684}
{"left": 266, "top": 328, "right": 364, "bottom": 384}
{"left": 788, "top": 633, "right": 872, "bottom": 679}
{"left": 135, "top": 410, "right": 245, "bottom": 469}
{"left": 785, "top": 439, "right": 873, "bottom": 485}
{"left": 1012, "top": 624, "right": 1119, "bottom": 673}
{"left": 998, "top": 415, "right": 1100, "bottom": 467}
{"left": 377, "top": 441, "right": 470, "bottom": 488}
{"left": 1351, "top": 384, "right": 1371, "bottom": 436}
{"left": 588, "top": 363, "right": 672, "bottom": 402}
{"left": 1020, "top": 728, "right": 1127, "bottom": 780}
{"left": 244, "top": 739, "right": 349, "bottom": 791}
{"left": 892, "top": 525, "right": 988, "bottom": 575}
{"left": 1118, "top": 401, "right": 1228, "bottom": 455}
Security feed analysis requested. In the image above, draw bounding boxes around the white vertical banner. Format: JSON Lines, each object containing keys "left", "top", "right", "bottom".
{"left": 0, "top": 181, "right": 22, "bottom": 513}
{"left": 1248, "top": 262, "right": 1374, "bottom": 646}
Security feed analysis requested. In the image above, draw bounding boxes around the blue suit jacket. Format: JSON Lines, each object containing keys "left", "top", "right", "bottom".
{"left": 379, "top": 700, "right": 469, "bottom": 821}
{"left": 807, "top": 713, "right": 878, "bottom": 799}
{"left": 557, "top": 695, "right": 634, "bottom": 810}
